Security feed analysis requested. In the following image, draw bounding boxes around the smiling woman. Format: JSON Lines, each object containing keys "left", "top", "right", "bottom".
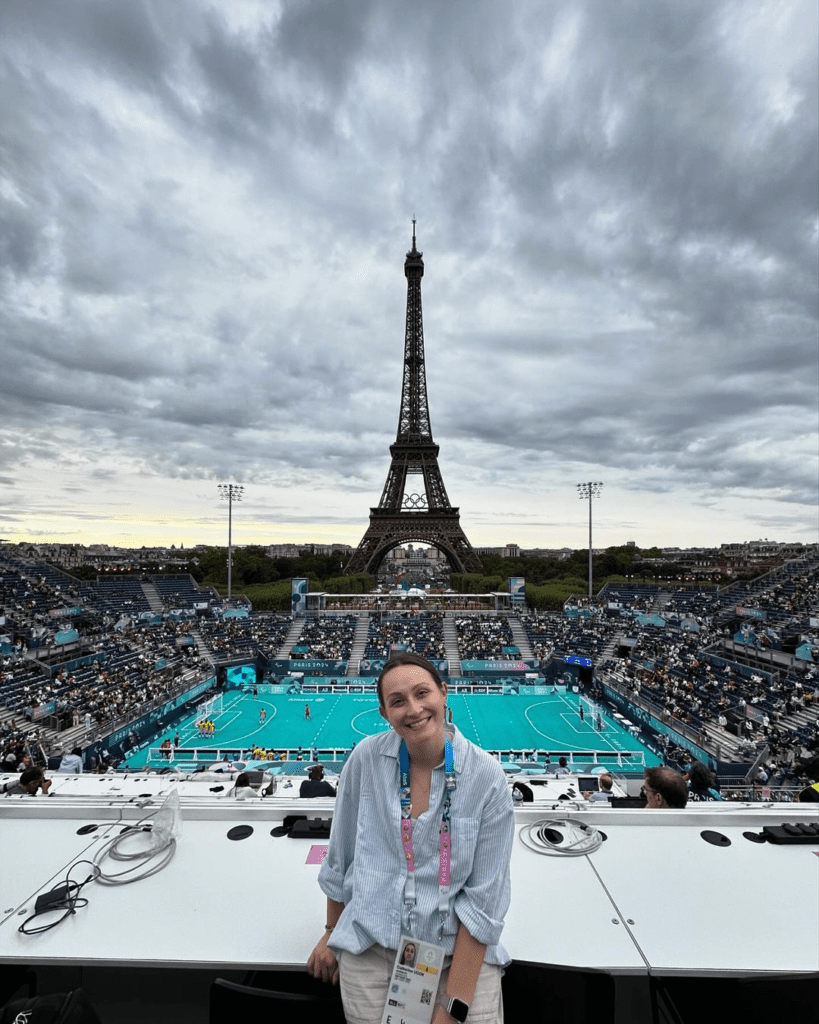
{"left": 307, "top": 652, "right": 514, "bottom": 1024}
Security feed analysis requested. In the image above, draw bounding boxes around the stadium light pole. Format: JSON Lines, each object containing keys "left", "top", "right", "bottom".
{"left": 218, "top": 484, "right": 244, "bottom": 601}
{"left": 577, "top": 482, "right": 603, "bottom": 599}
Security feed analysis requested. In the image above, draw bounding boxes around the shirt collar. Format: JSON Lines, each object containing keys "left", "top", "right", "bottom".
{"left": 379, "top": 723, "right": 464, "bottom": 774}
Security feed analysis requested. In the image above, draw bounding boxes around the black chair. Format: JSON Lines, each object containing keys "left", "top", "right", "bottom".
{"left": 209, "top": 976, "right": 345, "bottom": 1023}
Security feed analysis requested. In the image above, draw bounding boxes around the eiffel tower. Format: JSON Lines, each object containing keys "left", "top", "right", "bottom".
{"left": 346, "top": 225, "right": 482, "bottom": 577}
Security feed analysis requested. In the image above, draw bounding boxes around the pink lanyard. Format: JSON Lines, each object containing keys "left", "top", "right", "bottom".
{"left": 399, "top": 738, "right": 456, "bottom": 932}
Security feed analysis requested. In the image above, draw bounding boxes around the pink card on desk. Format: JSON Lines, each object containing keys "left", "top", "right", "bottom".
{"left": 306, "top": 844, "right": 328, "bottom": 864}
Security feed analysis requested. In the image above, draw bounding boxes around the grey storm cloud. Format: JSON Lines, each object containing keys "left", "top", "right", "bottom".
{"left": 0, "top": 0, "right": 816, "bottom": 547}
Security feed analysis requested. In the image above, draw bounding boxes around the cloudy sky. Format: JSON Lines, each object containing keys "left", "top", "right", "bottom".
{"left": 1, "top": 0, "right": 817, "bottom": 555}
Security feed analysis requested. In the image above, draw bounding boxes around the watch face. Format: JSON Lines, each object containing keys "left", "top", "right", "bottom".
{"left": 449, "top": 997, "right": 469, "bottom": 1022}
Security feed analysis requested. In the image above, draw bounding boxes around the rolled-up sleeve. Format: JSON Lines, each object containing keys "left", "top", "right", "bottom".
{"left": 452, "top": 773, "right": 514, "bottom": 948}
{"left": 317, "top": 751, "right": 361, "bottom": 904}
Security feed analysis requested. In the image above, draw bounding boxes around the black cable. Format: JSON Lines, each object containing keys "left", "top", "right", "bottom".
{"left": 18, "top": 860, "right": 100, "bottom": 936}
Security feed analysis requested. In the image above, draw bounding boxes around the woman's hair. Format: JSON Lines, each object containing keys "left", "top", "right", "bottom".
{"left": 687, "top": 761, "right": 715, "bottom": 792}
{"left": 376, "top": 652, "right": 445, "bottom": 708}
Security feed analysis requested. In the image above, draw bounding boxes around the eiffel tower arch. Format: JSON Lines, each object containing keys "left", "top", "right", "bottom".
{"left": 346, "top": 226, "right": 482, "bottom": 578}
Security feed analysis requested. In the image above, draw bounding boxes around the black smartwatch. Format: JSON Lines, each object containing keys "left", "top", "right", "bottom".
{"left": 442, "top": 994, "right": 469, "bottom": 1022}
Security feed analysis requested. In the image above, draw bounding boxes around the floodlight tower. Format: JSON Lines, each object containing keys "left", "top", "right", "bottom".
{"left": 577, "top": 482, "right": 603, "bottom": 599}
{"left": 218, "top": 484, "right": 244, "bottom": 600}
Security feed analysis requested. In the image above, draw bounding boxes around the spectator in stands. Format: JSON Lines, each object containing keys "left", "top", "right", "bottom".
{"left": 643, "top": 767, "right": 688, "bottom": 808}
{"left": 300, "top": 765, "right": 336, "bottom": 798}
{"left": 684, "top": 761, "right": 720, "bottom": 800}
{"left": 58, "top": 746, "right": 84, "bottom": 774}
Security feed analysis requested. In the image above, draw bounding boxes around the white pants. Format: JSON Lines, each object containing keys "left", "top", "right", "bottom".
{"left": 337, "top": 943, "right": 504, "bottom": 1024}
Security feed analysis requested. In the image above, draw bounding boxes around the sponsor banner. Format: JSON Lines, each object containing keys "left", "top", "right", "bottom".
{"left": 508, "top": 577, "right": 526, "bottom": 604}
{"left": 29, "top": 701, "right": 57, "bottom": 720}
{"left": 298, "top": 676, "right": 377, "bottom": 691}
{"left": 737, "top": 607, "right": 767, "bottom": 620}
{"left": 291, "top": 578, "right": 308, "bottom": 615}
{"left": 564, "top": 655, "right": 593, "bottom": 667}
{"left": 49, "top": 606, "right": 82, "bottom": 619}
{"left": 460, "top": 659, "right": 531, "bottom": 674}
{"left": 268, "top": 659, "right": 348, "bottom": 675}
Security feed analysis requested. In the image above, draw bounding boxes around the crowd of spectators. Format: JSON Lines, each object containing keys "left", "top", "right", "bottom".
{"left": 455, "top": 615, "right": 514, "bottom": 659}
{"left": 291, "top": 615, "right": 358, "bottom": 660}
{"left": 364, "top": 612, "right": 446, "bottom": 660}
{"left": 198, "top": 614, "right": 291, "bottom": 658}
{"left": 521, "top": 613, "right": 611, "bottom": 662}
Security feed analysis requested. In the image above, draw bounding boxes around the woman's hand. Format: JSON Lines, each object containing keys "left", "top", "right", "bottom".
{"left": 306, "top": 932, "right": 339, "bottom": 985}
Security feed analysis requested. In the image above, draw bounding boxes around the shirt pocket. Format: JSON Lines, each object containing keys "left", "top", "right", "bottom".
{"left": 447, "top": 815, "right": 480, "bottom": 892}
{"left": 351, "top": 793, "right": 400, "bottom": 895}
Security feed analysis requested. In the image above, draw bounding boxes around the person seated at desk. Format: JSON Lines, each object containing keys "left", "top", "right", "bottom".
{"left": 585, "top": 772, "right": 613, "bottom": 801}
{"left": 553, "top": 756, "right": 571, "bottom": 777}
{"left": 300, "top": 765, "right": 336, "bottom": 798}
{"left": 58, "top": 746, "right": 84, "bottom": 774}
{"left": 1, "top": 766, "right": 52, "bottom": 796}
{"left": 232, "top": 772, "right": 264, "bottom": 800}
{"left": 643, "top": 766, "right": 688, "bottom": 808}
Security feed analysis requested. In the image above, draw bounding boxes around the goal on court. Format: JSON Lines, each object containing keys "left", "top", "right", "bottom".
{"left": 579, "top": 694, "right": 605, "bottom": 730}
{"left": 199, "top": 692, "right": 223, "bottom": 719}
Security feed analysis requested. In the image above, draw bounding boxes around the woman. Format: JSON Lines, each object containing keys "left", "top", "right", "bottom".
{"left": 307, "top": 653, "right": 514, "bottom": 1023}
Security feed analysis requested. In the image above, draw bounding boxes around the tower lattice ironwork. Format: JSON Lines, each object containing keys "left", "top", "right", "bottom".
{"left": 346, "top": 226, "right": 481, "bottom": 577}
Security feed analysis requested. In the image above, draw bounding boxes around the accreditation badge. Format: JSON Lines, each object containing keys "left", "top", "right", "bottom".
{"left": 380, "top": 934, "right": 446, "bottom": 1024}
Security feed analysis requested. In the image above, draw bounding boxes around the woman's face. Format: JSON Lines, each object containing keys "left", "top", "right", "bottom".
{"left": 402, "top": 943, "right": 416, "bottom": 963}
{"left": 379, "top": 664, "right": 448, "bottom": 749}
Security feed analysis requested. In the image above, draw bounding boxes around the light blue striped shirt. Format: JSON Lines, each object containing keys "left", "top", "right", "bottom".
{"left": 318, "top": 725, "right": 514, "bottom": 965}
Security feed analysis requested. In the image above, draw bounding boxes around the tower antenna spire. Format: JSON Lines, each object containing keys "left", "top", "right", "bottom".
{"left": 412, "top": 217, "right": 417, "bottom": 250}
